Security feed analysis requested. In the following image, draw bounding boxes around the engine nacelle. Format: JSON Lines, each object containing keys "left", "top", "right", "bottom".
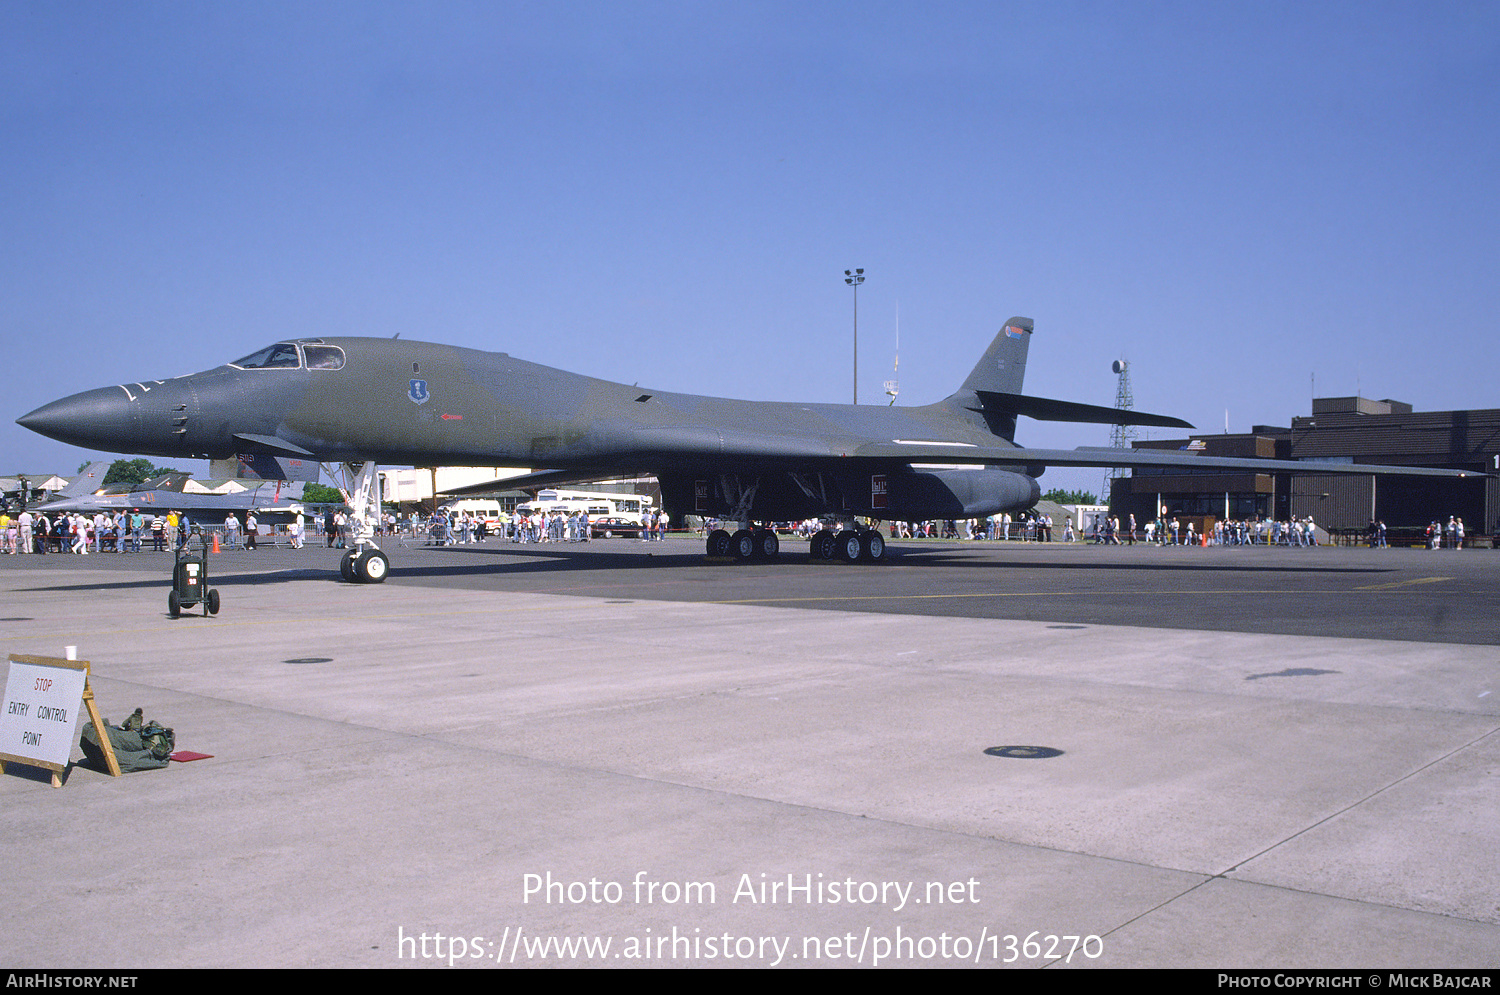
{"left": 860, "top": 467, "right": 1041, "bottom": 521}
{"left": 658, "top": 466, "right": 1041, "bottom": 525}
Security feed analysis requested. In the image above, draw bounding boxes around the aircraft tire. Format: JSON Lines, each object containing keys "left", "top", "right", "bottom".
{"left": 168, "top": 589, "right": 181, "bottom": 618}
{"left": 810, "top": 530, "right": 834, "bottom": 559}
{"left": 706, "top": 529, "right": 732, "bottom": 557}
{"left": 860, "top": 531, "right": 886, "bottom": 562}
{"left": 754, "top": 528, "right": 779, "bottom": 559}
{"left": 207, "top": 588, "right": 221, "bottom": 615}
{"left": 359, "top": 549, "right": 390, "bottom": 583}
{"left": 835, "top": 530, "right": 862, "bottom": 563}
{"left": 340, "top": 551, "right": 357, "bottom": 582}
{"left": 730, "top": 529, "right": 755, "bottom": 561}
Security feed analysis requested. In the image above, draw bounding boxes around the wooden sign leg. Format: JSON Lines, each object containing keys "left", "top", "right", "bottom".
{"left": 81, "top": 676, "right": 121, "bottom": 778}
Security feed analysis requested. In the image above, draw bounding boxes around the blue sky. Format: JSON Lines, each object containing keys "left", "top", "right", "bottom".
{"left": 4, "top": 1, "right": 1496, "bottom": 496}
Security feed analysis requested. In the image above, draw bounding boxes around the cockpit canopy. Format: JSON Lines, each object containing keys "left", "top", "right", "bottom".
{"left": 230, "top": 341, "right": 345, "bottom": 371}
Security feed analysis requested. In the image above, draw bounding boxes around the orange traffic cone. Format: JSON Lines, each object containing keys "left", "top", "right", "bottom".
{"left": 212, "top": 532, "right": 220, "bottom": 554}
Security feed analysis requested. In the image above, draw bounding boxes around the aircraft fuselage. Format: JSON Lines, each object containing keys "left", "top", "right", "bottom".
{"left": 19, "top": 337, "right": 1041, "bottom": 523}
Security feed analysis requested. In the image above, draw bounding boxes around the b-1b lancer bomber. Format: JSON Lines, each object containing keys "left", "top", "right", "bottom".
{"left": 17, "top": 318, "right": 1472, "bottom": 581}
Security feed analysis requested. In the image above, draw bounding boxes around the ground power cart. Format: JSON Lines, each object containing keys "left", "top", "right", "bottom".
{"left": 169, "top": 534, "right": 221, "bottom": 618}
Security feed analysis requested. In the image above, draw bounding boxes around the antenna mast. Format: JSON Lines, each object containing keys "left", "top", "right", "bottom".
{"left": 884, "top": 302, "right": 899, "bottom": 405}
{"left": 1104, "top": 359, "right": 1135, "bottom": 501}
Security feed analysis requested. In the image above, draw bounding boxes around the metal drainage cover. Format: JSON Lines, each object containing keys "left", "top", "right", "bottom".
{"left": 284, "top": 657, "right": 333, "bottom": 665}
{"left": 985, "top": 745, "right": 1064, "bottom": 759}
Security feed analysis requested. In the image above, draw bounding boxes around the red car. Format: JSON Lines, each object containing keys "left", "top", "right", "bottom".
{"left": 589, "top": 517, "right": 644, "bottom": 539}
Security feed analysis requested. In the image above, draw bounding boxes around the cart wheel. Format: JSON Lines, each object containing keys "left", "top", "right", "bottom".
{"left": 207, "top": 589, "right": 220, "bottom": 615}
{"left": 168, "top": 589, "right": 181, "bottom": 618}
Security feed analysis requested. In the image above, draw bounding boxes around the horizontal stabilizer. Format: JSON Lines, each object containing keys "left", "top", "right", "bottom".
{"left": 215, "top": 453, "right": 322, "bottom": 482}
{"left": 440, "top": 467, "right": 646, "bottom": 496}
{"left": 853, "top": 441, "right": 1480, "bottom": 478}
{"left": 971, "top": 391, "right": 1194, "bottom": 429}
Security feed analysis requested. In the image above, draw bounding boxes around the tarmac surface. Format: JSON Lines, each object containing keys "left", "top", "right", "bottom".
{"left": 2, "top": 535, "right": 1497, "bottom": 969}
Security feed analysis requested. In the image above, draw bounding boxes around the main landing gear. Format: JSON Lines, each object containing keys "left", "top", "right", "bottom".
{"left": 809, "top": 527, "right": 886, "bottom": 563}
{"left": 698, "top": 473, "right": 885, "bottom": 564}
{"left": 707, "top": 524, "right": 887, "bottom": 563}
{"left": 706, "top": 526, "right": 780, "bottom": 561}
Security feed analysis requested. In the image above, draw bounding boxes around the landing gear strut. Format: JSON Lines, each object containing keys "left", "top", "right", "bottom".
{"left": 332, "top": 460, "right": 389, "bottom": 583}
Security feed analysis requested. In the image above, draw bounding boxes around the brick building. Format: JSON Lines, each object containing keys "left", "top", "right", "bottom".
{"left": 1108, "top": 397, "right": 1500, "bottom": 536}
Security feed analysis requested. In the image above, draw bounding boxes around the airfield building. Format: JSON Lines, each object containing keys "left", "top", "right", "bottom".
{"left": 1109, "top": 396, "right": 1500, "bottom": 539}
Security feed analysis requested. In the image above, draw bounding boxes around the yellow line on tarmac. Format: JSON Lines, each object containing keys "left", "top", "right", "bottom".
{"left": 705, "top": 585, "right": 1459, "bottom": 606}
{"left": 1353, "top": 576, "right": 1453, "bottom": 591}
{"left": 703, "top": 590, "right": 1274, "bottom": 605}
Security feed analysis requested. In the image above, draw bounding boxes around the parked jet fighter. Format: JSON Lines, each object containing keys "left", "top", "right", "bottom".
{"left": 31, "top": 471, "right": 304, "bottom": 521}
{"left": 0, "top": 461, "right": 109, "bottom": 511}
{"left": 17, "top": 319, "right": 1474, "bottom": 581}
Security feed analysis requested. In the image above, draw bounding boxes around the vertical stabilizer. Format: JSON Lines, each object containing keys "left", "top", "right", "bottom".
{"left": 961, "top": 317, "right": 1032, "bottom": 395}
{"left": 941, "top": 317, "right": 1033, "bottom": 440}
{"left": 61, "top": 461, "right": 110, "bottom": 497}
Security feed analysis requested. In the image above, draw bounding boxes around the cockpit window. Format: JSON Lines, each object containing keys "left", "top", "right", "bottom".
{"left": 230, "top": 343, "right": 302, "bottom": 370}
{"left": 303, "top": 345, "right": 346, "bottom": 370}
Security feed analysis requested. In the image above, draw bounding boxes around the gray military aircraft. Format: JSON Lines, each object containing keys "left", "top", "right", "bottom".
{"left": 17, "top": 319, "right": 1474, "bottom": 581}
{"left": 1, "top": 461, "right": 110, "bottom": 511}
{"left": 31, "top": 470, "right": 305, "bottom": 521}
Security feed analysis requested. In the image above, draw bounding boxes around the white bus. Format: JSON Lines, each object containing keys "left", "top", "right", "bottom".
{"left": 516, "top": 489, "right": 654, "bottom": 525}
{"left": 440, "top": 499, "right": 507, "bottom": 530}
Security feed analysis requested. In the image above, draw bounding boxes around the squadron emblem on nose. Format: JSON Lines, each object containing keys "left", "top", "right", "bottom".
{"left": 408, "top": 379, "right": 429, "bottom": 405}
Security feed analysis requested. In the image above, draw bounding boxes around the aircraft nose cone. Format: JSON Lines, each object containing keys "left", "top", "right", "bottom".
{"left": 17, "top": 385, "right": 139, "bottom": 452}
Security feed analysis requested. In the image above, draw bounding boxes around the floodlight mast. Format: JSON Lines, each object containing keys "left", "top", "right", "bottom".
{"left": 844, "top": 268, "right": 864, "bottom": 404}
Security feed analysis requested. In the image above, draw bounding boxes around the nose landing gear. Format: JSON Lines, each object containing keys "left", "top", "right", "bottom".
{"left": 340, "top": 547, "right": 390, "bottom": 583}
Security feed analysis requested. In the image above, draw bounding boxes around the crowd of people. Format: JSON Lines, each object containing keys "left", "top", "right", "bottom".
{"left": 795, "top": 512, "right": 1335, "bottom": 546}
{"left": 870, "top": 512, "right": 1477, "bottom": 548}
{"left": 783, "top": 512, "right": 1067, "bottom": 542}
{"left": 2, "top": 504, "right": 1477, "bottom": 556}
{"left": 0, "top": 509, "right": 192, "bottom": 554}
{"left": 409, "top": 506, "right": 671, "bottom": 545}
{"left": 874, "top": 513, "right": 1065, "bottom": 542}
{"left": 1421, "top": 516, "right": 1467, "bottom": 549}
{"left": 0, "top": 508, "right": 317, "bottom": 554}
{"left": 1082, "top": 514, "right": 1325, "bottom": 547}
